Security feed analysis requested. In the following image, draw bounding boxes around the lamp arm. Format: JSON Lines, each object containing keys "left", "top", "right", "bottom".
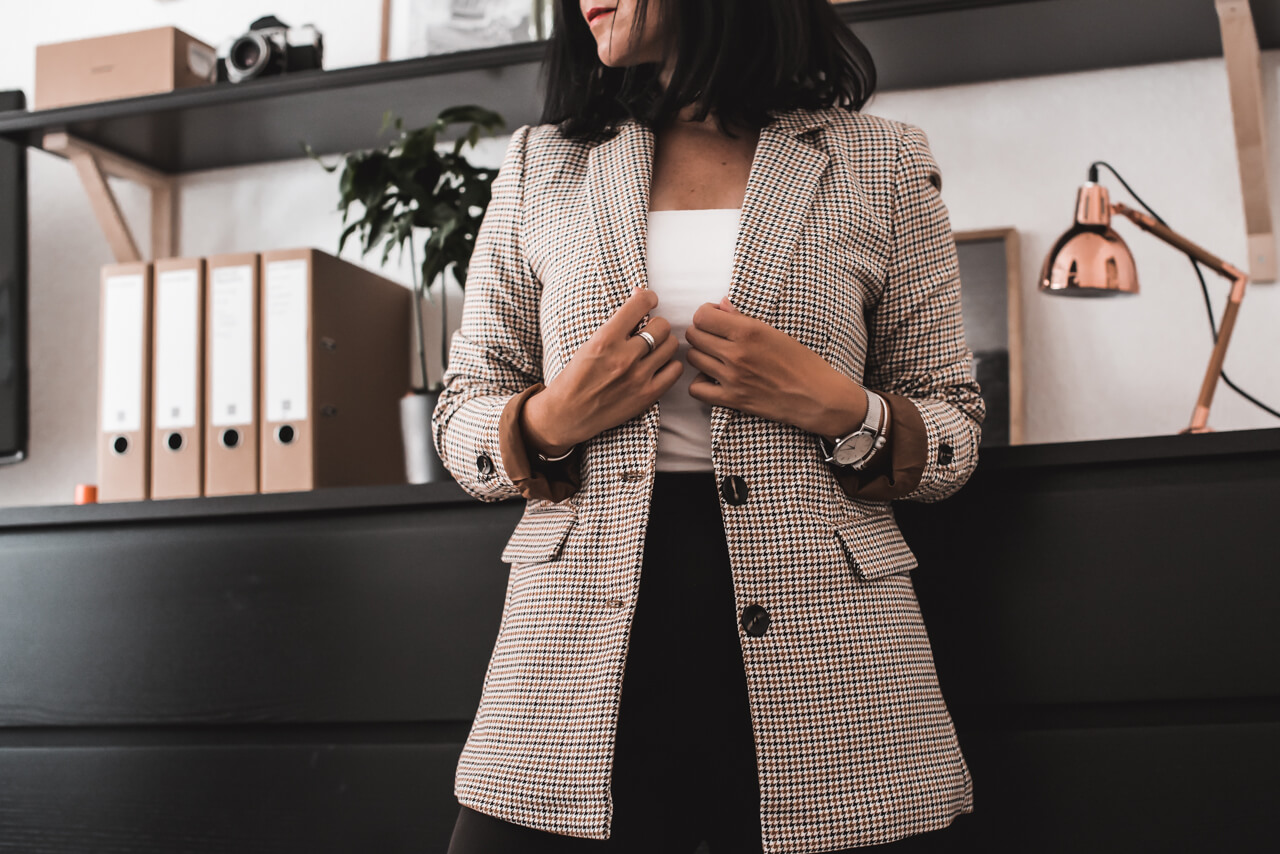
{"left": 1111, "top": 201, "right": 1250, "bottom": 433}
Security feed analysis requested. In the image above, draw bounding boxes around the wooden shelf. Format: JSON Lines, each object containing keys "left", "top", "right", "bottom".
{"left": 0, "top": 0, "right": 1274, "bottom": 173}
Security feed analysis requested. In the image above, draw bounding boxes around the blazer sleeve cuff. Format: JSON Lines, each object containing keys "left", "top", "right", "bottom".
{"left": 829, "top": 392, "right": 927, "bottom": 501}
{"left": 498, "top": 383, "right": 584, "bottom": 503}
{"left": 899, "top": 393, "right": 982, "bottom": 503}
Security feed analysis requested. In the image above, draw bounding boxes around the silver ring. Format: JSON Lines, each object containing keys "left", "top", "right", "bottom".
{"left": 636, "top": 330, "right": 656, "bottom": 353}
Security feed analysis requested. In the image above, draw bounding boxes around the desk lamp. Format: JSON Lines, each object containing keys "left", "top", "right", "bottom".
{"left": 1039, "top": 167, "right": 1250, "bottom": 434}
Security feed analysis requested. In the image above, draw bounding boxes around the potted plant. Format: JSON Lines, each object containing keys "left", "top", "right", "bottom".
{"left": 311, "top": 105, "right": 505, "bottom": 483}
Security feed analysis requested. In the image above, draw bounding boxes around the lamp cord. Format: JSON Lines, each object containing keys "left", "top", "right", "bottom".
{"left": 1088, "top": 161, "right": 1280, "bottom": 422}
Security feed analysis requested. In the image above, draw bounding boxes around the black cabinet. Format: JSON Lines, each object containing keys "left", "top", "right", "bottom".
{"left": 2, "top": 430, "right": 1278, "bottom": 851}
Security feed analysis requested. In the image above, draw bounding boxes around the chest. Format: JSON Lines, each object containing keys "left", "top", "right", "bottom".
{"left": 648, "top": 125, "right": 758, "bottom": 212}
{"left": 522, "top": 128, "right": 893, "bottom": 380}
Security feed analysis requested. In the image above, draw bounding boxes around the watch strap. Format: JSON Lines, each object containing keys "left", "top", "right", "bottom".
{"left": 819, "top": 389, "right": 888, "bottom": 469}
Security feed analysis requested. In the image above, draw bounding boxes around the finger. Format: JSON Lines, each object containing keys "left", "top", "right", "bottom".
{"left": 685, "top": 345, "right": 727, "bottom": 382}
{"left": 637, "top": 331, "right": 680, "bottom": 373}
{"left": 684, "top": 325, "right": 731, "bottom": 361}
{"left": 649, "top": 358, "right": 684, "bottom": 397}
{"left": 691, "top": 301, "right": 740, "bottom": 338}
{"left": 638, "top": 315, "right": 673, "bottom": 347}
{"left": 689, "top": 372, "right": 728, "bottom": 405}
{"left": 718, "top": 296, "right": 742, "bottom": 314}
{"left": 629, "top": 315, "right": 672, "bottom": 360}
{"left": 602, "top": 288, "right": 660, "bottom": 341}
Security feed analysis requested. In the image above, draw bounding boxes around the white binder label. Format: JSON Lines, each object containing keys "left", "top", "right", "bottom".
{"left": 154, "top": 268, "right": 199, "bottom": 430}
{"left": 101, "top": 274, "right": 145, "bottom": 434}
{"left": 210, "top": 265, "right": 255, "bottom": 427}
{"left": 264, "top": 260, "right": 309, "bottom": 423}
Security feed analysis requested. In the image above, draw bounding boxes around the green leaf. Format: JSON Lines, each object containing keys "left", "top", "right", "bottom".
{"left": 316, "top": 103, "right": 506, "bottom": 292}
{"left": 378, "top": 110, "right": 396, "bottom": 137}
{"left": 337, "top": 219, "right": 364, "bottom": 255}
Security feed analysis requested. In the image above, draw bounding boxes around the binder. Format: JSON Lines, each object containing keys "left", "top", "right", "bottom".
{"left": 204, "top": 253, "right": 260, "bottom": 496}
{"left": 150, "top": 257, "right": 205, "bottom": 499}
{"left": 98, "top": 262, "right": 153, "bottom": 502}
{"left": 259, "top": 248, "right": 411, "bottom": 493}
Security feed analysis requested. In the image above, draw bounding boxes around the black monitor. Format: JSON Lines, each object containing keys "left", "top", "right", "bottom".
{"left": 0, "top": 90, "right": 28, "bottom": 464}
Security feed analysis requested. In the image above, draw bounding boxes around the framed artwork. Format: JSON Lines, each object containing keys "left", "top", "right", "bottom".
{"left": 953, "top": 227, "right": 1025, "bottom": 446}
{"left": 383, "top": 0, "right": 552, "bottom": 61}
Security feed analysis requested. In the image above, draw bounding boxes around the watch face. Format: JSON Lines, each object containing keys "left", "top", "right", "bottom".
{"left": 834, "top": 432, "right": 874, "bottom": 465}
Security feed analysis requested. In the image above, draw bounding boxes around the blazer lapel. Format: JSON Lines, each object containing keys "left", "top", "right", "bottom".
{"left": 574, "top": 109, "right": 831, "bottom": 454}
{"left": 711, "top": 110, "right": 830, "bottom": 449}
{"left": 574, "top": 121, "right": 654, "bottom": 361}
{"left": 572, "top": 121, "right": 660, "bottom": 449}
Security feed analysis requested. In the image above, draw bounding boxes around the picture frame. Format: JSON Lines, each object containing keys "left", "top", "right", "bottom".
{"left": 382, "top": 0, "right": 551, "bottom": 62}
{"left": 953, "top": 227, "right": 1025, "bottom": 446}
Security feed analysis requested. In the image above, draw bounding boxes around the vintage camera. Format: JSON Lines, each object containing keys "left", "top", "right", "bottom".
{"left": 217, "top": 15, "right": 323, "bottom": 84}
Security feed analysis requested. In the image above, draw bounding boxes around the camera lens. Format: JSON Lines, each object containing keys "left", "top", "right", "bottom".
{"left": 225, "top": 32, "right": 275, "bottom": 83}
{"left": 230, "top": 37, "right": 262, "bottom": 71}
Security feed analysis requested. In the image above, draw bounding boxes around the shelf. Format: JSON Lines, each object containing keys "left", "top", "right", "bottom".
{"left": 0, "top": 41, "right": 549, "bottom": 174}
{"left": 0, "top": 479, "right": 483, "bottom": 531}
{"left": 3, "top": 426, "right": 1278, "bottom": 530}
{"left": 0, "top": 0, "right": 1275, "bottom": 174}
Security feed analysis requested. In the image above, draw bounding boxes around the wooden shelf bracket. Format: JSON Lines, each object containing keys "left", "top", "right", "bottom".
{"left": 42, "top": 132, "right": 176, "bottom": 263}
{"left": 1215, "top": 0, "right": 1276, "bottom": 283}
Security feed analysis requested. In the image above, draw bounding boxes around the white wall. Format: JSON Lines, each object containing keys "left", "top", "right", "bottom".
{"left": 2, "top": 1, "right": 1278, "bottom": 507}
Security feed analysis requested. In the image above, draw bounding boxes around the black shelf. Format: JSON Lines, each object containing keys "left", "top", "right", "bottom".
{"left": 0, "top": 41, "right": 550, "bottom": 174}
{"left": 0, "top": 0, "right": 1275, "bottom": 173}
{"left": 4, "top": 426, "right": 1279, "bottom": 530}
{"left": 0, "top": 478, "right": 484, "bottom": 531}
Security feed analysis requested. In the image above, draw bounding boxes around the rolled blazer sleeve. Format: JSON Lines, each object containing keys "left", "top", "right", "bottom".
{"left": 829, "top": 393, "right": 929, "bottom": 501}
{"left": 431, "top": 125, "right": 582, "bottom": 503}
{"left": 858, "top": 122, "right": 984, "bottom": 503}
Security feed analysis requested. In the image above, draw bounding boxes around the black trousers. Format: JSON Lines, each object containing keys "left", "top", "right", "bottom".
{"left": 447, "top": 472, "right": 952, "bottom": 854}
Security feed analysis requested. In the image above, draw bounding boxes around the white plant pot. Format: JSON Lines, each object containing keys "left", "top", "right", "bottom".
{"left": 400, "top": 389, "right": 450, "bottom": 484}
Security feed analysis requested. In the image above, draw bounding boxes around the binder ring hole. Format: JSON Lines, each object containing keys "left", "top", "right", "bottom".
{"left": 221, "top": 428, "right": 241, "bottom": 449}
{"left": 275, "top": 424, "right": 296, "bottom": 445}
{"left": 166, "top": 432, "right": 184, "bottom": 452}
{"left": 111, "top": 436, "right": 129, "bottom": 455}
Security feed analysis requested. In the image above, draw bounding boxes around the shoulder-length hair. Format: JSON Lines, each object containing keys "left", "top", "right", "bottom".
{"left": 539, "top": 0, "right": 877, "bottom": 140}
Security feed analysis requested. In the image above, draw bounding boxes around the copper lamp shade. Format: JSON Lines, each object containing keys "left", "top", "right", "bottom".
{"left": 1038, "top": 176, "right": 1250, "bottom": 433}
{"left": 1039, "top": 183, "right": 1139, "bottom": 296}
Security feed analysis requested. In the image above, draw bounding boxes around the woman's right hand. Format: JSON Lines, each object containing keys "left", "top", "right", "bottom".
{"left": 521, "top": 287, "right": 683, "bottom": 458}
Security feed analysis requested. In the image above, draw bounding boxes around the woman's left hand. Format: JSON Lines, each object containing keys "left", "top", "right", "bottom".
{"left": 686, "top": 297, "right": 869, "bottom": 440}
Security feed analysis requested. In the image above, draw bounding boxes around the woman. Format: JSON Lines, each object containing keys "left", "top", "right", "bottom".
{"left": 434, "top": 1, "right": 983, "bottom": 851}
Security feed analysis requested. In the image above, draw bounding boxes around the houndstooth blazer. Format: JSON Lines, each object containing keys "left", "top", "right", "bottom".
{"left": 432, "top": 104, "right": 983, "bottom": 852}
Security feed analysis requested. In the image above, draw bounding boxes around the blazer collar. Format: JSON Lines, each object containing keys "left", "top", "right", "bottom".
{"left": 579, "top": 106, "right": 832, "bottom": 448}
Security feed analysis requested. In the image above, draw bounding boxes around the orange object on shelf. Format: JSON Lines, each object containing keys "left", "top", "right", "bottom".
{"left": 75, "top": 484, "right": 99, "bottom": 504}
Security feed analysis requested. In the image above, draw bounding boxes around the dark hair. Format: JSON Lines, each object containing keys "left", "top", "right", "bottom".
{"left": 539, "top": 0, "right": 877, "bottom": 140}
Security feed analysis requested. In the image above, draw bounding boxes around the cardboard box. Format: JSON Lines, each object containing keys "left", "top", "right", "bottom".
{"left": 35, "top": 27, "right": 216, "bottom": 111}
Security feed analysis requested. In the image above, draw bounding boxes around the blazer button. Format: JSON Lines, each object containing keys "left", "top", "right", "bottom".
{"left": 742, "top": 604, "right": 771, "bottom": 637}
{"left": 938, "top": 443, "right": 954, "bottom": 466}
{"left": 720, "top": 475, "right": 748, "bottom": 506}
{"left": 476, "top": 453, "right": 495, "bottom": 476}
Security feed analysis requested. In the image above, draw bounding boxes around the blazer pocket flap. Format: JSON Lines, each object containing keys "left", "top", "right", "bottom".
{"left": 832, "top": 513, "right": 918, "bottom": 580}
{"left": 501, "top": 503, "right": 578, "bottom": 566}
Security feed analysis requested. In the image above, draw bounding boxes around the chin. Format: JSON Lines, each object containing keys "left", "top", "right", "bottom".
{"left": 596, "top": 42, "right": 640, "bottom": 68}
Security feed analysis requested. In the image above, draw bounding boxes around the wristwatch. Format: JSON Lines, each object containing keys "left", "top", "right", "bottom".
{"left": 818, "top": 389, "right": 888, "bottom": 470}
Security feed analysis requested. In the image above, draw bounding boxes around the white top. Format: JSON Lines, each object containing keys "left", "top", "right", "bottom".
{"left": 645, "top": 208, "right": 741, "bottom": 472}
